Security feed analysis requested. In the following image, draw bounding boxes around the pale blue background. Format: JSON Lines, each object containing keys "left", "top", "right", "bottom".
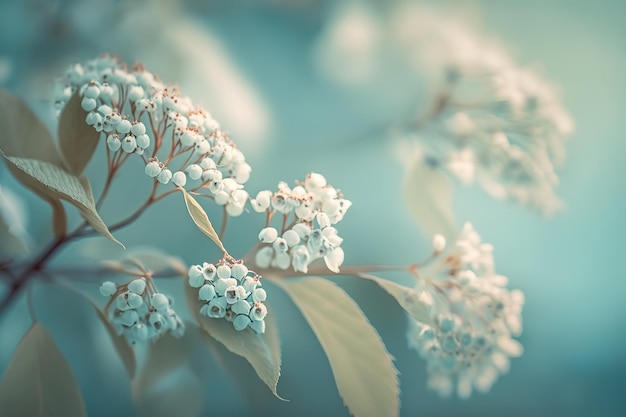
{"left": 0, "top": 1, "right": 624, "bottom": 416}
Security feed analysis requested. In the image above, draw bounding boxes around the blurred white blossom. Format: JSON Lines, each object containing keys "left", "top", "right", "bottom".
{"left": 407, "top": 223, "right": 524, "bottom": 398}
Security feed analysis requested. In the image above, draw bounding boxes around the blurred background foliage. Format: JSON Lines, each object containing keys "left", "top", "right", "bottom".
{"left": 0, "top": 0, "right": 625, "bottom": 416}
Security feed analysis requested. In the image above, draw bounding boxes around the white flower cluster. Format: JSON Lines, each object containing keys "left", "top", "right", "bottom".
{"left": 54, "top": 55, "right": 252, "bottom": 215}
{"left": 188, "top": 258, "right": 267, "bottom": 334}
{"left": 99, "top": 278, "right": 184, "bottom": 344}
{"left": 392, "top": 5, "right": 573, "bottom": 215}
{"left": 406, "top": 223, "right": 524, "bottom": 398}
{"left": 251, "top": 173, "right": 350, "bottom": 273}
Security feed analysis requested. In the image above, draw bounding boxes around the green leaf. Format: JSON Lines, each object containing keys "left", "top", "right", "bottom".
{"left": 184, "top": 281, "right": 282, "bottom": 398}
{"left": 0, "top": 88, "right": 68, "bottom": 237}
{"left": 58, "top": 92, "right": 101, "bottom": 175}
{"left": 90, "top": 301, "right": 136, "bottom": 377}
{"left": 275, "top": 277, "right": 400, "bottom": 417}
{"left": 0, "top": 88, "right": 65, "bottom": 166}
{"left": 358, "top": 273, "right": 434, "bottom": 326}
{"left": 1, "top": 155, "right": 123, "bottom": 248}
{"left": 404, "top": 156, "right": 457, "bottom": 241}
{"left": 134, "top": 369, "right": 204, "bottom": 417}
{"left": 132, "top": 324, "right": 216, "bottom": 412}
{"left": 133, "top": 332, "right": 188, "bottom": 395}
{"left": 179, "top": 187, "right": 226, "bottom": 253}
{"left": 0, "top": 323, "right": 87, "bottom": 417}
{"left": 0, "top": 217, "right": 28, "bottom": 257}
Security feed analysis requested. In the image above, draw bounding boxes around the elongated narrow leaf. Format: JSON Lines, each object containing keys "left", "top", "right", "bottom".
{"left": 404, "top": 156, "right": 457, "bottom": 241}
{"left": 0, "top": 323, "right": 87, "bottom": 417}
{"left": 184, "top": 281, "right": 282, "bottom": 398}
{"left": 358, "top": 273, "right": 434, "bottom": 326}
{"left": 0, "top": 88, "right": 68, "bottom": 236}
{"left": 2, "top": 155, "right": 123, "bottom": 248}
{"left": 275, "top": 277, "right": 400, "bottom": 417}
{"left": 91, "top": 301, "right": 136, "bottom": 377}
{"left": 180, "top": 187, "right": 226, "bottom": 253}
{"left": 58, "top": 92, "right": 101, "bottom": 175}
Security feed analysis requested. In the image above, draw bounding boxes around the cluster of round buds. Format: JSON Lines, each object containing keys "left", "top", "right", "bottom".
{"left": 406, "top": 223, "right": 524, "bottom": 398}
{"left": 252, "top": 173, "right": 350, "bottom": 273}
{"left": 99, "top": 278, "right": 184, "bottom": 344}
{"left": 389, "top": 6, "right": 572, "bottom": 215}
{"left": 53, "top": 55, "right": 252, "bottom": 207}
{"left": 434, "top": 64, "right": 572, "bottom": 215}
{"left": 187, "top": 258, "right": 267, "bottom": 334}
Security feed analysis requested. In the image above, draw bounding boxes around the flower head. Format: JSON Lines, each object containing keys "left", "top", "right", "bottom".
{"left": 99, "top": 278, "right": 184, "bottom": 344}
{"left": 407, "top": 223, "right": 524, "bottom": 398}
{"left": 188, "top": 257, "right": 267, "bottom": 334}
{"left": 54, "top": 55, "right": 252, "bottom": 216}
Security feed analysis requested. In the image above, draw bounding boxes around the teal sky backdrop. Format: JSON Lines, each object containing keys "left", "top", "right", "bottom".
{"left": 0, "top": 1, "right": 624, "bottom": 416}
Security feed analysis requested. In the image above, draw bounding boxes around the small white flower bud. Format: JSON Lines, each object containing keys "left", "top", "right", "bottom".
{"left": 224, "top": 285, "right": 239, "bottom": 304}
{"left": 231, "top": 264, "right": 248, "bottom": 280}
{"left": 215, "top": 278, "right": 236, "bottom": 295}
{"left": 116, "top": 292, "right": 132, "bottom": 310}
{"left": 292, "top": 223, "right": 311, "bottom": 239}
{"left": 180, "top": 130, "right": 196, "bottom": 147}
{"left": 195, "top": 139, "right": 210, "bottom": 155}
{"left": 150, "top": 293, "right": 169, "bottom": 312}
{"left": 116, "top": 119, "right": 132, "bottom": 134}
{"left": 272, "top": 252, "right": 290, "bottom": 270}
{"left": 199, "top": 284, "right": 217, "bottom": 301}
{"left": 157, "top": 169, "right": 172, "bottom": 184}
{"left": 131, "top": 323, "right": 148, "bottom": 343}
{"left": 214, "top": 190, "right": 230, "bottom": 205}
{"left": 252, "top": 288, "right": 267, "bottom": 303}
{"left": 250, "top": 319, "right": 265, "bottom": 334}
{"left": 258, "top": 227, "right": 278, "bottom": 243}
{"left": 291, "top": 245, "right": 310, "bottom": 273}
{"left": 172, "top": 171, "right": 187, "bottom": 187}
{"left": 127, "top": 293, "right": 143, "bottom": 309}
{"left": 186, "top": 164, "right": 202, "bottom": 180}
{"left": 149, "top": 312, "right": 165, "bottom": 331}
{"left": 127, "top": 86, "right": 145, "bottom": 102}
{"left": 135, "top": 134, "right": 150, "bottom": 149}
{"left": 282, "top": 229, "right": 300, "bottom": 247}
{"left": 217, "top": 265, "right": 232, "bottom": 280}
{"left": 121, "top": 135, "right": 137, "bottom": 153}
{"left": 252, "top": 303, "right": 267, "bottom": 321}
{"left": 207, "top": 297, "right": 227, "bottom": 318}
{"left": 127, "top": 279, "right": 146, "bottom": 294}
{"left": 81, "top": 97, "right": 97, "bottom": 112}
{"left": 272, "top": 238, "right": 288, "bottom": 253}
{"left": 145, "top": 161, "right": 162, "bottom": 178}
{"left": 85, "top": 111, "right": 101, "bottom": 126}
{"left": 433, "top": 234, "right": 446, "bottom": 253}
{"left": 99, "top": 281, "right": 117, "bottom": 297}
{"left": 120, "top": 310, "right": 139, "bottom": 327}
{"left": 232, "top": 299, "right": 251, "bottom": 315}
{"left": 233, "top": 315, "right": 251, "bottom": 331}
{"left": 130, "top": 122, "right": 146, "bottom": 136}
{"left": 188, "top": 265, "right": 204, "bottom": 288}
{"left": 83, "top": 83, "right": 100, "bottom": 99}
{"left": 255, "top": 247, "right": 274, "bottom": 269}
{"left": 202, "top": 263, "right": 217, "bottom": 281}
{"left": 316, "top": 212, "right": 331, "bottom": 228}
{"left": 100, "top": 83, "right": 113, "bottom": 100}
